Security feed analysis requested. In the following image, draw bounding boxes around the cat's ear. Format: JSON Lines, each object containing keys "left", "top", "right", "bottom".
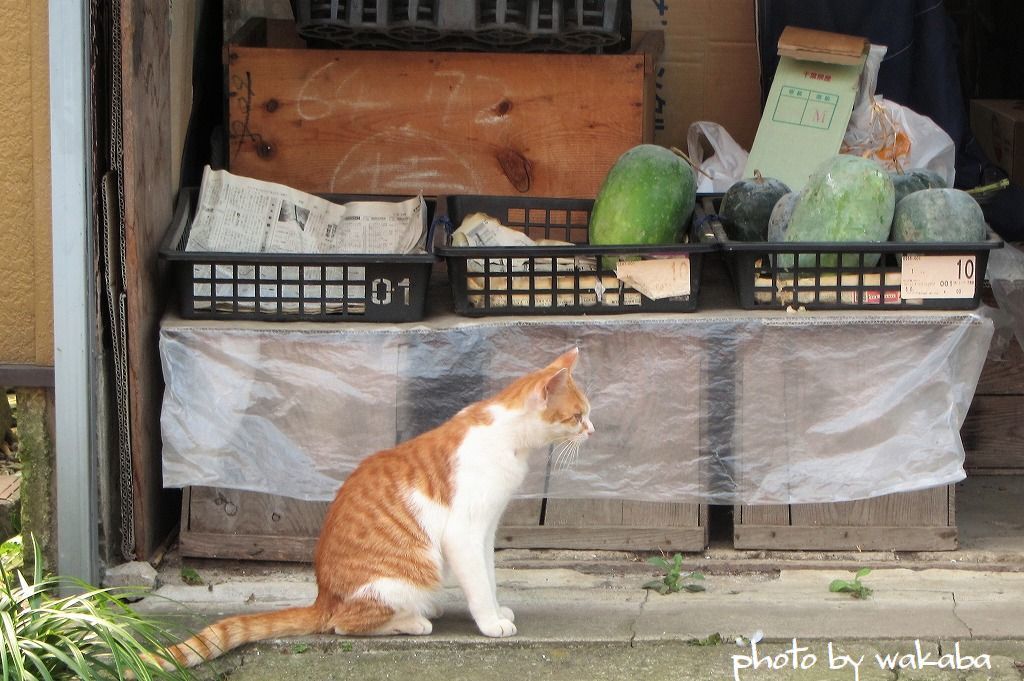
{"left": 550, "top": 347, "right": 579, "bottom": 372}
{"left": 529, "top": 368, "right": 569, "bottom": 409}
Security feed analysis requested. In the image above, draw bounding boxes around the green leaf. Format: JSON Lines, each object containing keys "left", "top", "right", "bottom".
{"left": 180, "top": 567, "right": 203, "bottom": 586}
{"left": 642, "top": 580, "right": 670, "bottom": 595}
{"left": 688, "top": 571, "right": 706, "bottom": 580}
{"left": 829, "top": 579, "right": 854, "bottom": 593}
{"left": 855, "top": 567, "right": 872, "bottom": 579}
{"left": 687, "top": 632, "right": 723, "bottom": 646}
{"left": 682, "top": 583, "right": 706, "bottom": 593}
{"left": 647, "top": 557, "right": 670, "bottom": 569}
{"left": 292, "top": 643, "right": 311, "bottom": 654}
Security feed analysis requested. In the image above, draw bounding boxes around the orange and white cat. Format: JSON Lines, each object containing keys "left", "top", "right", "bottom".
{"left": 152, "top": 347, "right": 593, "bottom": 671}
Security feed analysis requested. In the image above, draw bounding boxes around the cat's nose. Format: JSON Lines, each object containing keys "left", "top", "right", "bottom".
{"left": 584, "top": 417, "right": 595, "bottom": 434}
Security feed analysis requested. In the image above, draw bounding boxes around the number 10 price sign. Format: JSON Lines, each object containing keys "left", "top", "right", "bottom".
{"left": 900, "top": 254, "right": 976, "bottom": 299}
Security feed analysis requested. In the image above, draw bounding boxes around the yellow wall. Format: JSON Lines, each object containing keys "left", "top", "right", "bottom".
{"left": 0, "top": 0, "right": 52, "bottom": 366}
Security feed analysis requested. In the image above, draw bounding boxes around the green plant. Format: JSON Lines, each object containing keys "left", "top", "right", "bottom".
{"left": 687, "top": 632, "right": 723, "bottom": 646}
{"left": 0, "top": 538, "right": 194, "bottom": 679}
{"left": 1, "top": 535, "right": 23, "bottom": 573}
{"left": 829, "top": 567, "right": 873, "bottom": 599}
{"left": 179, "top": 568, "right": 203, "bottom": 587}
{"left": 643, "top": 553, "right": 706, "bottom": 595}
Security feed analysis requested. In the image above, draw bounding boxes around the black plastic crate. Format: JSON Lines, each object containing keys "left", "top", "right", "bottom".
{"left": 435, "top": 195, "right": 717, "bottom": 316}
{"left": 291, "top": 0, "right": 628, "bottom": 53}
{"left": 160, "top": 188, "right": 436, "bottom": 322}
{"left": 697, "top": 195, "right": 1003, "bottom": 310}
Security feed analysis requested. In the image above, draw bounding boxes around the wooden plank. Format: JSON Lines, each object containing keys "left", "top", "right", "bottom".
{"left": 495, "top": 525, "right": 707, "bottom": 552}
{"left": 621, "top": 501, "right": 699, "bottom": 528}
{"left": 0, "top": 365, "right": 54, "bottom": 388}
{"left": 976, "top": 340, "right": 1024, "bottom": 395}
{"left": 544, "top": 499, "right": 704, "bottom": 530}
{"left": 733, "top": 487, "right": 955, "bottom": 551}
{"left": 963, "top": 395, "right": 1024, "bottom": 470}
{"left": 788, "top": 487, "right": 949, "bottom": 528}
{"left": 544, "top": 499, "right": 623, "bottom": 527}
{"left": 737, "top": 504, "right": 789, "bottom": 526}
{"left": 121, "top": 0, "right": 177, "bottom": 560}
{"left": 732, "top": 526, "right": 958, "bottom": 551}
{"left": 186, "top": 487, "right": 327, "bottom": 537}
{"left": 501, "top": 498, "right": 543, "bottom": 527}
{"left": 180, "top": 530, "right": 317, "bottom": 562}
{"left": 0, "top": 475, "right": 19, "bottom": 502}
{"left": 226, "top": 20, "right": 653, "bottom": 197}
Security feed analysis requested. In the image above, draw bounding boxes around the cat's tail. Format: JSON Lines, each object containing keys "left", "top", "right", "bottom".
{"left": 144, "top": 603, "right": 327, "bottom": 672}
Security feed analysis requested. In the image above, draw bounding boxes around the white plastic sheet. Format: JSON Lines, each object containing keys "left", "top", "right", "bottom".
{"left": 160, "top": 300, "right": 995, "bottom": 505}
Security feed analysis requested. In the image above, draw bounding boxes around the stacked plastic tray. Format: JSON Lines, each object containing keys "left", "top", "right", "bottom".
{"left": 292, "top": 0, "right": 629, "bottom": 52}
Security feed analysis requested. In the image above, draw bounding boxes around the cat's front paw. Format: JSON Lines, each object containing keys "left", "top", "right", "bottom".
{"left": 477, "top": 617, "right": 517, "bottom": 638}
{"left": 498, "top": 606, "right": 515, "bottom": 622}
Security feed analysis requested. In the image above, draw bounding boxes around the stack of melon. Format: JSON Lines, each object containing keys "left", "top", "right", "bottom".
{"left": 719, "top": 155, "right": 988, "bottom": 268}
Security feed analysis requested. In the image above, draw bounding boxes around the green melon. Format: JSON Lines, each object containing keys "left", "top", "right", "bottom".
{"left": 720, "top": 174, "right": 791, "bottom": 241}
{"left": 890, "top": 169, "right": 946, "bottom": 204}
{"left": 589, "top": 144, "right": 697, "bottom": 249}
{"left": 785, "top": 155, "right": 895, "bottom": 267}
{"left": 891, "top": 188, "right": 986, "bottom": 242}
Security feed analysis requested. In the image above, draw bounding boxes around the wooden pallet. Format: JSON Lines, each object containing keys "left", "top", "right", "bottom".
{"left": 179, "top": 487, "right": 706, "bottom": 561}
{"left": 733, "top": 485, "right": 957, "bottom": 551}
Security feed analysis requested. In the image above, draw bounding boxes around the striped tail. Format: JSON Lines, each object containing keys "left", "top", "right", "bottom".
{"left": 149, "top": 604, "right": 326, "bottom": 671}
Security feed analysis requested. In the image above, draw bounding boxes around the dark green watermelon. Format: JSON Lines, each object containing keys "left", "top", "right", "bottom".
{"left": 720, "top": 174, "right": 791, "bottom": 241}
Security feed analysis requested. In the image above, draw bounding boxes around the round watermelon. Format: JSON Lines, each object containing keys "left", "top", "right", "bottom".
{"left": 891, "top": 188, "right": 986, "bottom": 242}
{"left": 720, "top": 174, "right": 791, "bottom": 241}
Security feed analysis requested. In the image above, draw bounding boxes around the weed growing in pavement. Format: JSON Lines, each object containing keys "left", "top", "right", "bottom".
{"left": 643, "top": 553, "right": 706, "bottom": 595}
{"left": 829, "top": 567, "right": 873, "bottom": 599}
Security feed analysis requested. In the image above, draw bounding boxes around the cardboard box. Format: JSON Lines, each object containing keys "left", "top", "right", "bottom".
{"left": 630, "top": 0, "right": 762, "bottom": 151}
{"left": 744, "top": 26, "right": 868, "bottom": 190}
{"left": 971, "top": 99, "right": 1024, "bottom": 187}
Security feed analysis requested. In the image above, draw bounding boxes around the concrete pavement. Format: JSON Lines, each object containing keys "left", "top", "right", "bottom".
{"left": 133, "top": 551, "right": 1024, "bottom": 680}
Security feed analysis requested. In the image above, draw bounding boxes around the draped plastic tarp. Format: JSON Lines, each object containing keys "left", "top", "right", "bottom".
{"left": 160, "top": 308, "right": 994, "bottom": 505}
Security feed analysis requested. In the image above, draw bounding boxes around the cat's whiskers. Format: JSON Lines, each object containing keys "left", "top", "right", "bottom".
{"left": 551, "top": 435, "right": 585, "bottom": 471}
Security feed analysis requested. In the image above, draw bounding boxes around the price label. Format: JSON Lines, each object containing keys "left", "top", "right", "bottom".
{"left": 900, "top": 254, "right": 976, "bottom": 299}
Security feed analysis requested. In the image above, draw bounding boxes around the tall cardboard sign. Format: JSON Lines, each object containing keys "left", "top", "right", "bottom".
{"left": 744, "top": 27, "right": 869, "bottom": 190}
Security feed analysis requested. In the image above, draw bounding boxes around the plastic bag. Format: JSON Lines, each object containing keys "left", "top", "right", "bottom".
{"left": 686, "top": 121, "right": 749, "bottom": 193}
{"left": 842, "top": 44, "right": 956, "bottom": 185}
{"left": 988, "top": 241, "right": 1024, "bottom": 354}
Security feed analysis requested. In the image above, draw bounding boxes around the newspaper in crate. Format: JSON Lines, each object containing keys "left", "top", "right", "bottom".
{"left": 185, "top": 166, "right": 427, "bottom": 313}
{"left": 452, "top": 212, "right": 596, "bottom": 275}
{"left": 187, "top": 166, "right": 426, "bottom": 254}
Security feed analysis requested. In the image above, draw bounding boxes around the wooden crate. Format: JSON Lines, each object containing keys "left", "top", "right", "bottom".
{"left": 733, "top": 486, "right": 957, "bottom": 551}
{"left": 179, "top": 488, "right": 706, "bottom": 561}
{"left": 497, "top": 499, "right": 708, "bottom": 552}
{"left": 729, "top": 320, "right": 966, "bottom": 551}
{"left": 225, "top": 19, "right": 661, "bottom": 197}
{"left": 963, "top": 337, "right": 1024, "bottom": 473}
